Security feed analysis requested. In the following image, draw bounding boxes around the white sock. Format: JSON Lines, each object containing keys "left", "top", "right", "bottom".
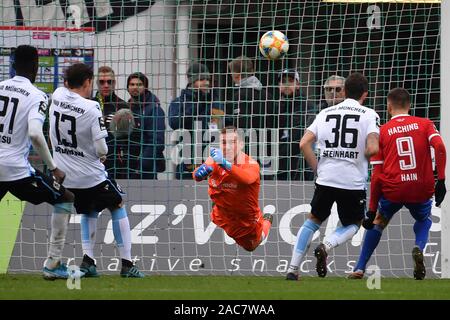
{"left": 45, "top": 203, "right": 71, "bottom": 269}
{"left": 323, "top": 224, "right": 359, "bottom": 252}
{"left": 81, "top": 212, "right": 98, "bottom": 259}
{"left": 111, "top": 207, "right": 132, "bottom": 261}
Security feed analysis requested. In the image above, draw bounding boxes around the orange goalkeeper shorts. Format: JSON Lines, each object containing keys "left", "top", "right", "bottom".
{"left": 211, "top": 207, "right": 264, "bottom": 251}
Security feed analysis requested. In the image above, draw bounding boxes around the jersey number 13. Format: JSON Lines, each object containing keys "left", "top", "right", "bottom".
{"left": 53, "top": 111, "right": 77, "bottom": 148}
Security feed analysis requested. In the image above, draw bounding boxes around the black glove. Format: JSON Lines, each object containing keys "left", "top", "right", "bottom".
{"left": 362, "top": 210, "right": 376, "bottom": 230}
{"left": 435, "top": 179, "right": 446, "bottom": 207}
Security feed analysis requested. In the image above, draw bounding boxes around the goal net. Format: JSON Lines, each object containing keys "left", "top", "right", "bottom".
{"left": 0, "top": 0, "right": 442, "bottom": 278}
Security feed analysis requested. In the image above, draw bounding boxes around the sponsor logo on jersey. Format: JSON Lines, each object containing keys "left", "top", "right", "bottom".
{"left": 38, "top": 101, "right": 48, "bottom": 116}
{"left": 221, "top": 182, "right": 238, "bottom": 189}
{"left": 99, "top": 117, "right": 106, "bottom": 131}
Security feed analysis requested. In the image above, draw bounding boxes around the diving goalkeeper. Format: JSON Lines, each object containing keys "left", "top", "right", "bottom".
{"left": 193, "top": 126, "right": 273, "bottom": 251}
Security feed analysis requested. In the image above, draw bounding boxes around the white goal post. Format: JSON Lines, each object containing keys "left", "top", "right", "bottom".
{"left": 440, "top": 0, "right": 450, "bottom": 279}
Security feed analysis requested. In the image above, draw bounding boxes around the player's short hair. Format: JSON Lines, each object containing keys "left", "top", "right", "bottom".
{"left": 97, "top": 65, "right": 115, "bottom": 76}
{"left": 344, "top": 72, "right": 368, "bottom": 100}
{"left": 13, "top": 45, "right": 38, "bottom": 73}
{"left": 228, "top": 56, "right": 255, "bottom": 76}
{"left": 324, "top": 75, "right": 345, "bottom": 86}
{"left": 221, "top": 125, "right": 245, "bottom": 141}
{"left": 64, "top": 63, "right": 94, "bottom": 89}
{"left": 387, "top": 87, "right": 410, "bottom": 108}
{"left": 127, "top": 72, "right": 149, "bottom": 89}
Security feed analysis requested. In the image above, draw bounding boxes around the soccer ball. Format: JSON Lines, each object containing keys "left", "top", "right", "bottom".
{"left": 259, "top": 31, "right": 289, "bottom": 60}
{"left": 109, "top": 108, "right": 135, "bottom": 138}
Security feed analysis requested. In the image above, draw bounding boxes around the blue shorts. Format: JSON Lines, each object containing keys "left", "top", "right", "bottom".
{"left": 378, "top": 196, "right": 432, "bottom": 222}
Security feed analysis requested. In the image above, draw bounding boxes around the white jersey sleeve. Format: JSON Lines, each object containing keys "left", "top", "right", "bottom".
{"left": 90, "top": 104, "right": 108, "bottom": 142}
{"left": 28, "top": 93, "right": 48, "bottom": 123}
{"left": 365, "top": 110, "right": 380, "bottom": 136}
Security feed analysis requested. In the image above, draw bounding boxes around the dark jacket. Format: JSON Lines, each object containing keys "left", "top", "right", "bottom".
{"left": 277, "top": 93, "right": 317, "bottom": 181}
{"left": 225, "top": 76, "right": 276, "bottom": 129}
{"left": 318, "top": 100, "right": 331, "bottom": 111}
{"left": 93, "top": 92, "right": 129, "bottom": 179}
{"left": 125, "top": 89, "right": 165, "bottom": 179}
{"left": 169, "top": 87, "right": 224, "bottom": 179}
{"left": 225, "top": 76, "right": 277, "bottom": 178}
{"left": 95, "top": 91, "right": 129, "bottom": 120}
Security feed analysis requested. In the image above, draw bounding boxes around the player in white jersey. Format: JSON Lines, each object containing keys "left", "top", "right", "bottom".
{"left": 0, "top": 45, "right": 75, "bottom": 280}
{"left": 286, "top": 73, "right": 380, "bottom": 280}
{"left": 50, "top": 63, "right": 144, "bottom": 278}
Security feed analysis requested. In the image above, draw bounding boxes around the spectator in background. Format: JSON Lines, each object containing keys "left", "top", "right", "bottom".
{"left": 226, "top": 56, "right": 277, "bottom": 178}
{"left": 226, "top": 55, "right": 275, "bottom": 129}
{"left": 277, "top": 69, "right": 316, "bottom": 181}
{"left": 93, "top": 66, "right": 128, "bottom": 179}
{"left": 318, "top": 75, "right": 346, "bottom": 110}
{"left": 169, "top": 62, "right": 224, "bottom": 179}
{"left": 126, "top": 72, "right": 165, "bottom": 179}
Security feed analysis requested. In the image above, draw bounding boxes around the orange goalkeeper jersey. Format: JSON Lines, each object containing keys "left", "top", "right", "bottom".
{"left": 193, "top": 153, "right": 262, "bottom": 238}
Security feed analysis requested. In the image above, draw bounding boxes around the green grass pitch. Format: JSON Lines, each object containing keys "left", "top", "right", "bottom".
{"left": 1, "top": 274, "right": 450, "bottom": 300}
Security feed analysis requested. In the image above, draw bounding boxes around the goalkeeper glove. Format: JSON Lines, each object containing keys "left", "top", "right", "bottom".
{"left": 362, "top": 210, "right": 376, "bottom": 230}
{"left": 195, "top": 164, "right": 213, "bottom": 181}
{"left": 210, "top": 147, "right": 232, "bottom": 171}
{"left": 435, "top": 179, "right": 446, "bottom": 207}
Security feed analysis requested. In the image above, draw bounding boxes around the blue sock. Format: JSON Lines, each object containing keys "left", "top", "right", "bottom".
{"left": 288, "top": 219, "right": 321, "bottom": 272}
{"left": 414, "top": 218, "right": 432, "bottom": 251}
{"left": 355, "top": 225, "right": 383, "bottom": 272}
